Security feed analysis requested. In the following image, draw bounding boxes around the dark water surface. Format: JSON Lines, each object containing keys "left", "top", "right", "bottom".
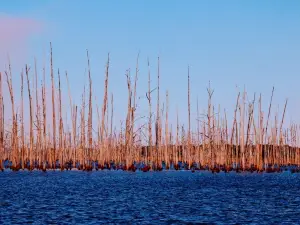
{"left": 0, "top": 171, "right": 300, "bottom": 224}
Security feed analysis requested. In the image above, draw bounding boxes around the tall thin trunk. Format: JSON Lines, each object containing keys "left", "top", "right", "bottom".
{"left": 87, "top": 50, "right": 93, "bottom": 162}
{"left": 147, "top": 58, "right": 153, "bottom": 166}
{"left": 110, "top": 93, "right": 114, "bottom": 144}
{"left": 42, "top": 67, "right": 47, "bottom": 168}
{"left": 207, "top": 83, "right": 214, "bottom": 167}
{"left": 280, "top": 99, "right": 288, "bottom": 145}
{"left": 187, "top": 66, "right": 191, "bottom": 167}
{"left": 155, "top": 57, "right": 161, "bottom": 167}
{"left": 265, "top": 87, "right": 275, "bottom": 144}
{"left": 131, "top": 53, "right": 139, "bottom": 153}
{"left": 125, "top": 70, "right": 132, "bottom": 166}
{"left": 26, "top": 65, "right": 34, "bottom": 168}
{"left": 73, "top": 105, "right": 77, "bottom": 163}
{"left": 20, "top": 71, "right": 25, "bottom": 169}
{"left": 0, "top": 72, "right": 4, "bottom": 167}
{"left": 50, "top": 42, "right": 56, "bottom": 166}
{"left": 176, "top": 106, "right": 179, "bottom": 163}
{"left": 165, "top": 90, "right": 169, "bottom": 167}
{"left": 34, "top": 58, "right": 41, "bottom": 164}
{"left": 197, "top": 97, "right": 200, "bottom": 165}
{"left": 58, "top": 69, "right": 63, "bottom": 166}
{"left": 5, "top": 59, "right": 16, "bottom": 166}
{"left": 240, "top": 88, "right": 246, "bottom": 169}
{"left": 100, "top": 54, "right": 110, "bottom": 163}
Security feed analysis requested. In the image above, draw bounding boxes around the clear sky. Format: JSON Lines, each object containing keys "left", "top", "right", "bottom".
{"left": 1, "top": 0, "right": 300, "bottom": 132}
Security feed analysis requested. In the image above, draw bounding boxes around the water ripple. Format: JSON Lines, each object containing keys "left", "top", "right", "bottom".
{"left": 0, "top": 171, "right": 300, "bottom": 224}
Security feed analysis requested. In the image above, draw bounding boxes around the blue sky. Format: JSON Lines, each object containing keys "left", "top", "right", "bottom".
{"left": 1, "top": 0, "right": 300, "bottom": 131}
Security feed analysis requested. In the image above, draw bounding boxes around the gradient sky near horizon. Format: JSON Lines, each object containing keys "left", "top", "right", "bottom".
{"left": 1, "top": 0, "right": 300, "bottom": 132}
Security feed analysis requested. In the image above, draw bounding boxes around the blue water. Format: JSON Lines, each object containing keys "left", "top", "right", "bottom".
{"left": 0, "top": 171, "right": 300, "bottom": 224}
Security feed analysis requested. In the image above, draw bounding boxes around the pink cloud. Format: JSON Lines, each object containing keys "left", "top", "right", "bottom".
{"left": 0, "top": 14, "right": 42, "bottom": 66}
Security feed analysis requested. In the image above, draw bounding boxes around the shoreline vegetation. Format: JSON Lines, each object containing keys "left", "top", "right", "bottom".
{"left": 1, "top": 43, "right": 299, "bottom": 174}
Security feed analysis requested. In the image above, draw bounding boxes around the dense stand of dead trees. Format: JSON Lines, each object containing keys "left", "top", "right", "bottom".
{"left": 0, "top": 45, "right": 300, "bottom": 171}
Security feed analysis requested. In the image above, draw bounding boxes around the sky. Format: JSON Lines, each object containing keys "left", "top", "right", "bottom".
{"left": 1, "top": 0, "right": 300, "bottom": 134}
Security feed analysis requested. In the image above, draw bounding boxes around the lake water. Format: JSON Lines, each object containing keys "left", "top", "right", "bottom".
{"left": 0, "top": 171, "right": 300, "bottom": 224}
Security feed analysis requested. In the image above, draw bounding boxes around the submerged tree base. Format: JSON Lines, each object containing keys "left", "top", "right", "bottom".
{"left": 2, "top": 158, "right": 300, "bottom": 174}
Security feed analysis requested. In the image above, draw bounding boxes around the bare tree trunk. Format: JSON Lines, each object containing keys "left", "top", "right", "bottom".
{"left": 147, "top": 59, "right": 153, "bottom": 167}
{"left": 165, "top": 90, "right": 169, "bottom": 167}
{"left": 187, "top": 66, "right": 191, "bottom": 167}
{"left": 131, "top": 53, "right": 139, "bottom": 162}
{"left": 26, "top": 65, "right": 34, "bottom": 169}
{"left": 58, "top": 69, "right": 63, "bottom": 167}
{"left": 34, "top": 58, "right": 42, "bottom": 166}
{"left": 197, "top": 97, "right": 200, "bottom": 165}
{"left": 0, "top": 72, "right": 4, "bottom": 168}
{"left": 110, "top": 93, "right": 114, "bottom": 152}
{"left": 50, "top": 43, "right": 56, "bottom": 167}
{"left": 240, "top": 88, "right": 246, "bottom": 169}
{"left": 87, "top": 51, "right": 93, "bottom": 164}
{"left": 20, "top": 71, "right": 25, "bottom": 169}
{"left": 176, "top": 107, "right": 179, "bottom": 164}
{"left": 5, "top": 59, "right": 17, "bottom": 167}
{"left": 42, "top": 67, "right": 47, "bottom": 169}
{"left": 155, "top": 57, "right": 161, "bottom": 168}
{"left": 207, "top": 83, "right": 214, "bottom": 168}
{"left": 100, "top": 54, "right": 110, "bottom": 164}
{"left": 125, "top": 71, "right": 132, "bottom": 167}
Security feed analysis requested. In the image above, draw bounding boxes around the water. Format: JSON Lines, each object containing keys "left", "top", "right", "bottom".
{"left": 0, "top": 171, "right": 300, "bottom": 224}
